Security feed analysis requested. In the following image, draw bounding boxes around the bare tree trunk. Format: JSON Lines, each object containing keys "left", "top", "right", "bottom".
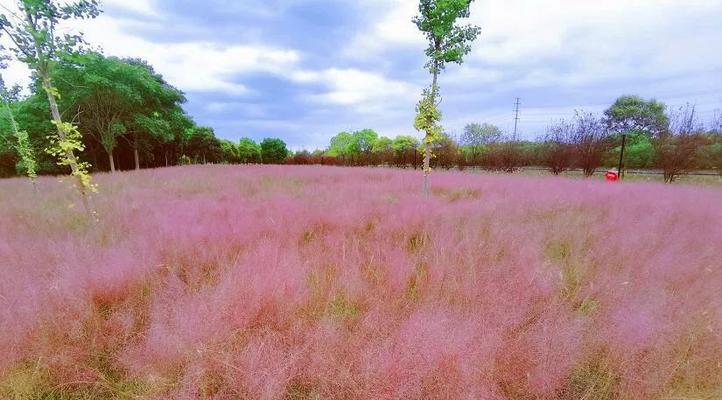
{"left": 108, "top": 151, "right": 116, "bottom": 173}
{"left": 133, "top": 134, "right": 140, "bottom": 170}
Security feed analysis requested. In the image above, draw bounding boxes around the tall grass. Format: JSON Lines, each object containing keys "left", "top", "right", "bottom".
{"left": 1, "top": 165, "right": 720, "bottom": 399}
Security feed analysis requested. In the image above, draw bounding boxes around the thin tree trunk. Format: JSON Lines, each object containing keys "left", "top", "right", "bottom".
{"left": 423, "top": 65, "right": 439, "bottom": 197}
{"left": 43, "top": 78, "right": 92, "bottom": 214}
{"left": 134, "top": 148, "right": 140, "bottom": 170}
{"left": 26, "top": 11, "right": 93, "bottom": 215}
{"left": 133, "top": 134, "right": 140, "bottom": 170}
{"left": 108, "top": 151, "right": 116, "bottom": 173}
{"left": 44, "top": 79, "right": 81, "bottom": 177}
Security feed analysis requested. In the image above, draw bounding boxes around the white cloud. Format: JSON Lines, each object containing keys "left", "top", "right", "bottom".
{"left": 345, "top": 0, "right": 422, "bottom": 59}
{"left": 349, "top": 0, "right": 722, "bottom": 88}
{"left": 0, "top": 0, "right": 301, "bottom": 95}
{"left": 291, "top": 68, "right": 420, "bottom": 113}
{"left": 74, "top": 15, "right": 300, "bottom": 95}
{"left": 102, "top": 0, "right": 158, "bottom": 16}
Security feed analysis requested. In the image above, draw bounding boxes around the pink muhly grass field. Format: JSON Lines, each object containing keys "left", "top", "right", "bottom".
{"left": 0, "top": 165, "right": 720, "bottom": 399}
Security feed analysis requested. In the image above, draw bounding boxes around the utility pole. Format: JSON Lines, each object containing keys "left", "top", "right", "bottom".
{"left": 513, "top": 97, "right": 520, "bottom": 141}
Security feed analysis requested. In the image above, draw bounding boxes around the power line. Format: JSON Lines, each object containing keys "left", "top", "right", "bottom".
{"left": 513, "top": 97, "right": 520, "bottom": 141}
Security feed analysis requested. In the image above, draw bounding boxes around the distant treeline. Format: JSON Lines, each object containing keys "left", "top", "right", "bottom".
{"left": 1, "top": 51, "right": 720, "bottom": 183}
{"left": 284, "top": 98, "right": 722, "bottom": 183}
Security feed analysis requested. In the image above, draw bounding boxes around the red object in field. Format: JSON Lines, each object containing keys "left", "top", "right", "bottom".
{"left": 605, "top": 170, "right": 619, "bottom": 182}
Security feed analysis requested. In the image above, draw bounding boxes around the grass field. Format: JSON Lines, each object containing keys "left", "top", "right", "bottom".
{"left": 1, "top": 165, "right": 720, "bottom": 399}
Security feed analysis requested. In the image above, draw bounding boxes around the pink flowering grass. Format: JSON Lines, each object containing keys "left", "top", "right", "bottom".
{"left": 0, "top": 165, "right": 720, "bottom": 399}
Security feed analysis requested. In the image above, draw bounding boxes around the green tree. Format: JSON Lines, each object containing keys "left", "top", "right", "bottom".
{"left": 219, "top": 139, "right": 239, "bottom": 163}
{"left": 52, "top": 53, "right": 186, "bottom": 172}
{"left": 391, "top": 135, "right": 420, "bottom": 167}
{"left": 371, "top": 136, "right": 393, "bottom": 166}
{"left": 372, "top": 136, "right": 393, "bottom": 153}
{"left": 260, "top": 138, "right": 288, "bottom": 164}
{"left": 695, "top": 137, "right": 722, "bottom": 175}
{"left": 1, "top": 0, "right": 101, "bottom": 198}
{"left": 604, "top": 95, "right": 668, "bottom": 136}
{"left": 0, "top": 75, "right": 36, "bottom": 183}
{"left": 413, "top": 0, "right": 480, "bottom": 194}
{"left": 350, "top": 128, "right": 378, "bottom": 155}
{"left": 121, "top": 58, "right": 186, "bottom": 170}
{"left": 392, "top": 135, "right": 420, "bottom": 154}
{"left": 238, "top": 137, "right": 261, "bottom": 163}
{"left": 184, "top": 127, "right": 222, "bottom": 164}
{"left": 327, "top": 131, "right": 354, "bottom": 158}
{"left": 606, "top": 132, "right": 655, "bottom": 169}
{"left": 461, "top": 122, "right": 501, "bottom": 163}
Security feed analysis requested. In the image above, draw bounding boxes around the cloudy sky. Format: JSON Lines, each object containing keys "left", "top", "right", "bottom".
{"left": 2, "top": 0, "right": 722, "bottom": 149}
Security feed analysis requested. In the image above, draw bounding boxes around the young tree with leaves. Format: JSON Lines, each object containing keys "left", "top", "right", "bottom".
{"left": 413, "top": 0, "right": 480, "bottom": 195}
{"left": 604, "top": 95, "right": 669, "bottom": 137}
{"left": 0, "top": 74, "right": 37, "bottom": 184}
{"left": 238, "top": 137, "right": 262, "bottom": 164}
{"left": 0, "top": 0, "right": 100, "bottom": 200}
{"left": 260, "top": 137, "right": 289, "bottom": 164}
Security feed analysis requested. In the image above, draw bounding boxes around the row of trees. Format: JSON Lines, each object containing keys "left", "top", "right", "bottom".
{"left": 282, "top": 96, "right": 721, "bottom": 183}
{"left": 0, "top": 51, "right": 292, "bottom": 177}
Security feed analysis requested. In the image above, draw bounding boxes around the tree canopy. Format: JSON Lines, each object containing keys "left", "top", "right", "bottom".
{"left": 51, "top": 52, "right": 186, "bottom": 171}
{"left": 604, "top": 95, "right": 669, "bottom": 136}
{"left": 260, "top": 138, "right": 289, "bottom": 164}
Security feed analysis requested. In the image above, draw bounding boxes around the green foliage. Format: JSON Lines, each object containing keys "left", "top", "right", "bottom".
{"left": 604, "top": 95, "right": 668, "bottom": 136}
{"left": 696, "top": 138, "right": 722, "bottom": 174}
{"left": 260, "top": 137, "right": 288, "bottom": 164}
{"left": 52, "top": 52, "right": 186, "bottom": 169}
{"left": 350, "top": 128, "right": 378, "bottom": 154}
{"left": 371, "top": 136, "right": 393, "bottom": 154}
{"left": 1, "top": 0, "right": 101, "bottom": 196}
{"left": 184, "top": 127, "right": 222, "bottom": 164}
{"left": 413, "top": 0, "right": 481, "bottom": 73}
{"left": 46, "top": 119, "right": 96, "bottom": 192}
{"left": 607, "top": 132, "right": 655, "bottom": 169}
{"left": 219, "top": 139, "right": 239, "bottom": 163}
{"left": 461, "top": 122, "right": 501, "bottom": 161}
{"left": 414, "top": 0, "right": 479, "bottom": 185}
{"left": 414, "top": 85, "right": 443, "bottom": 159}
{"left": 327, "top": 129, "right": 379, "bottom": 158}
{"left": 392, "top": 135, "right": 420, "bottom": 154}
{"left": 13, "top": 129, "right": 37, "bottom": 180}
{"left": 327, "top": 131, "right": 354, "bottom": 157}
{"left": 238, "top": 137, "right": 262, "bottom": 163}
{"left": 0, "top": 0, "right": 101, "bottom": 71}
{"left": 1, "top": 76, "right": 37, "bottom": 181}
